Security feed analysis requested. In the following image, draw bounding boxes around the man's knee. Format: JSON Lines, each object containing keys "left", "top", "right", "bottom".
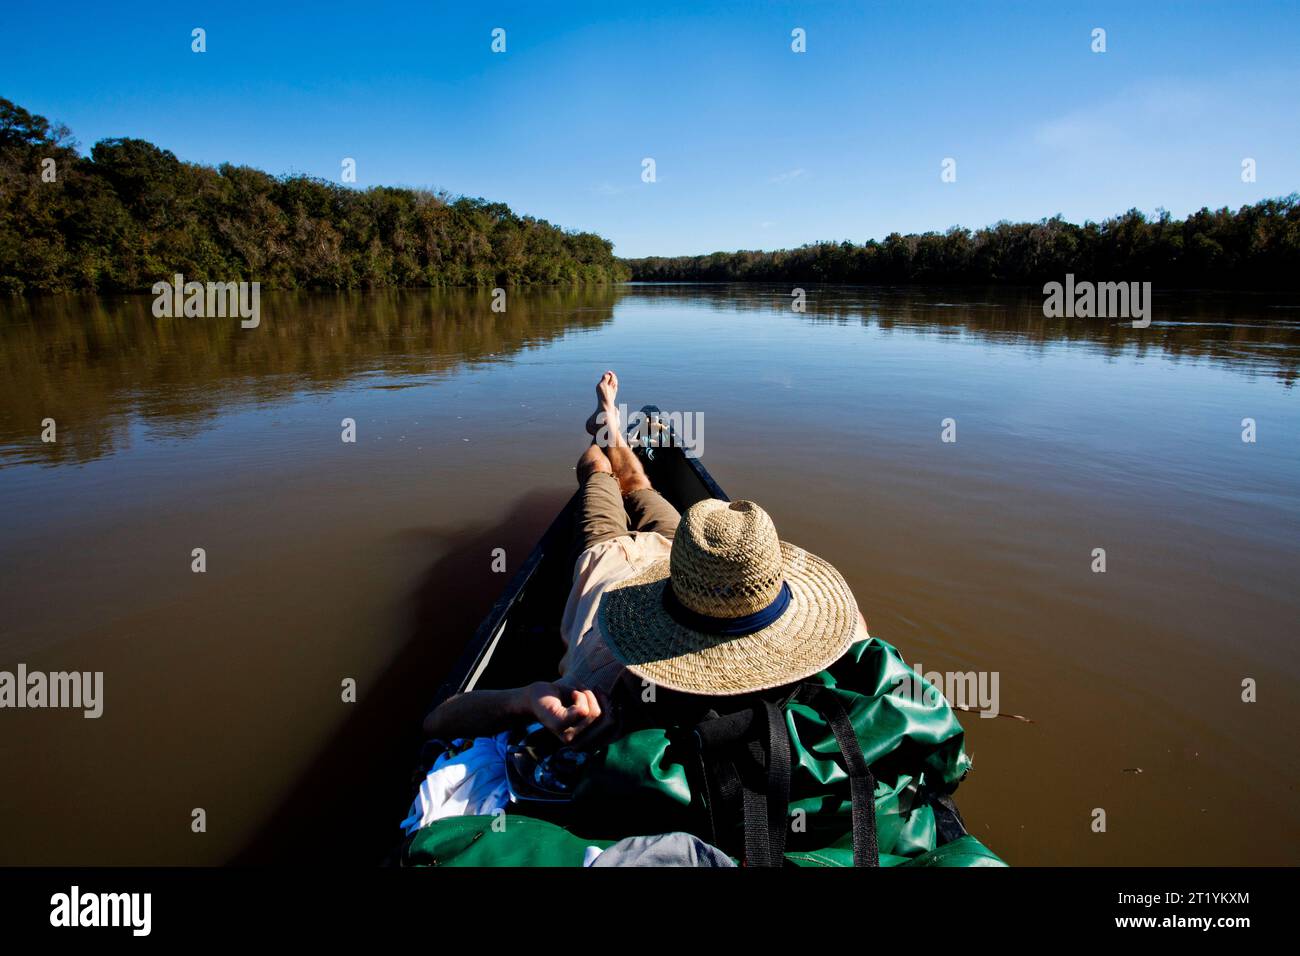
{"left": 618, "top": 474, "right": 653, "bottom": 496}
{"left": 577, "top": 446, "right": 613, "bottom": 484}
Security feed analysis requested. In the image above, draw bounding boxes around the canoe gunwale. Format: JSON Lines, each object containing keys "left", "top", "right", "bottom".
{"left": 427, "top": 491, "right": 579, "bottom": 711}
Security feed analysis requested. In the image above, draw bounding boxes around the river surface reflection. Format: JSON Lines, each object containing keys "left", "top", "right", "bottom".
{"left": 1, "top": 284, "right": 1297, "bottom": 864}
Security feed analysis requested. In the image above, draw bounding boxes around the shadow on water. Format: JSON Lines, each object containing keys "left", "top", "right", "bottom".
{"left": 230, "top": 486, "right": 570, "bottom": 865}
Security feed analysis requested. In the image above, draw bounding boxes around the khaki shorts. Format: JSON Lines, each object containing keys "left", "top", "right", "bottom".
{"left": 576, "top": 472, "right": 680, "bottom": 557}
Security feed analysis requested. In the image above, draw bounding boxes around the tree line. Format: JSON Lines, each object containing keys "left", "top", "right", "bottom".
{"left": 624, "top": 196, "right": 1300, "bottom": 289}
{"left": 0, "top": 98, "right": 627, "bottom": 295}
{"left": 6, "top": 97, "right": 1296, "bottom": 296}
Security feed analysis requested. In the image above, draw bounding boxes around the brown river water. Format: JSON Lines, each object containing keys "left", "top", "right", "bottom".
{"left": 1, "top": 284, "right": 1297, "bottom": 865}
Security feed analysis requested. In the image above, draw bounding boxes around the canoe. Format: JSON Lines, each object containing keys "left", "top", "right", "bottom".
{"left": 415, "top": 410, "right": 992, "bottom": 865}
{"left": 428, "top": 407, "right": 726, "bottom": 709}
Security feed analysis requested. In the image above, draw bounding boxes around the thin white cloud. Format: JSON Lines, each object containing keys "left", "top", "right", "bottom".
{"left": 1032, "top": 72, "right": 1299, "bottom": 153}
{"left": 769, "top": 168, "right": 805, "bottom": 183}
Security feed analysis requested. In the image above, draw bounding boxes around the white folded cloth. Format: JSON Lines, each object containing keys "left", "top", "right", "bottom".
{"left": 400, "top": 733, "right": 511, "bottom": 835}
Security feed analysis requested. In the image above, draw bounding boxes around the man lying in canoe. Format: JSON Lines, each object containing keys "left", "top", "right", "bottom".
{"left": 422, "top": 370, "right": 870, "bottom": 743}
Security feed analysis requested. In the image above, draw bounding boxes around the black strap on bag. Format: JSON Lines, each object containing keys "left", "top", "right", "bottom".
{"left": 689, "top": 681, "right": 879, "bottom": 867}
{"left": 691, "top": 703, "right": 789, "bottom": 866}
{"left": 691, "top": 707, "right": 747, "bottom": 858}
{"left": 792, "top": 684, "right": 879, "bottom": 867}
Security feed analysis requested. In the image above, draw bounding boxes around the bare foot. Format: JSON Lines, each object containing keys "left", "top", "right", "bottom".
{"left": 586, "top": 370, "right": 621, "bottom": 441}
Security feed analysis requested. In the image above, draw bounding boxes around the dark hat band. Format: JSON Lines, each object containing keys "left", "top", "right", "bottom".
{"left": 661, "top": 580, "right": 792, "bottom": 637}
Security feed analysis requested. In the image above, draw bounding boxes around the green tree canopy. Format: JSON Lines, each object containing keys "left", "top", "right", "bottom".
{"left": 0, "top": 98, "right": 627, "bottom": 294}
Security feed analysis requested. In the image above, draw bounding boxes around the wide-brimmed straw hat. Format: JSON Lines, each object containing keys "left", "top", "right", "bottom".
{"left": 599, "top": 499, "right": 859, "bottom": 696}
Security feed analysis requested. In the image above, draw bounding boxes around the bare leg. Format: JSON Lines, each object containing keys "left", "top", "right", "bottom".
{"left": 576, "top": 443, "right": 612, "bottom": 484}
{"left": 573, "top": 437, "right": 625, "bottom": 561}
{"left": 591, "top": 370, "right": 652, "bottom": 496}
{"left": 585, "top": 368, "right": 617, "bottom": 437}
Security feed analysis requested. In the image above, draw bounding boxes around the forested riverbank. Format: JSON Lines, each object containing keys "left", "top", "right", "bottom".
{"left": 624, "top": 196, "right": 1300, "bottom": 290}
{"left": 6, "top": 97, "right": 1297, "bottom": 298}
{"left": 0, "top": 98, "right": 627, "bottom": 294}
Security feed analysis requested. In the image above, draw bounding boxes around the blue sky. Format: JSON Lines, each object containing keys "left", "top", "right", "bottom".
{"left": 2, "top": 1, "right": 1297, "bottom": 257}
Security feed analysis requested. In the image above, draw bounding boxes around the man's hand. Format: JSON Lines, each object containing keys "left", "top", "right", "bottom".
{"left": 525, "top": 681, "right": 606, "bottom": 744}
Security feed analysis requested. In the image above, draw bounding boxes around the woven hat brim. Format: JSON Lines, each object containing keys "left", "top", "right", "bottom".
{"left": 598, "top": 542, "right": 858, "bottom": 696}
